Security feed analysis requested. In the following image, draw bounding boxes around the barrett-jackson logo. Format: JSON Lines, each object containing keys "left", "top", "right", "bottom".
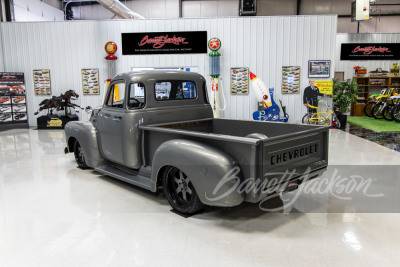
{"left": 138, "top": 35, "right": 188, "bottom": 49}
{"left": 352, "top": 46, "right": 391, "bottom": 55}
{"left": 122, "top": 31, "right": 207, "bottom": 55}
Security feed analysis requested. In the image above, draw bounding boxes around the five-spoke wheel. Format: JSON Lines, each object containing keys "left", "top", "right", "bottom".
{"left": 163, "top": 166, "right": 203, "bottom": 215}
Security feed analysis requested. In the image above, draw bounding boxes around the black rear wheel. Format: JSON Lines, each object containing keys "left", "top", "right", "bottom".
{"left": 163, "top": 166, "right": 203, "bottom": 215}
{"left": 74, "top": 140, "right": 89, "bottom": 169}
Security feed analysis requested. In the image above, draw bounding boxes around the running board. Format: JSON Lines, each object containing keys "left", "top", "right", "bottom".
{"left": 94, "top": 165, "right": 153, "bottom": 191}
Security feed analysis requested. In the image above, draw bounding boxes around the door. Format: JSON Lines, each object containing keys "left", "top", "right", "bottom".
{"left": 97, "top": 80, "right": 126, "bottom": 164}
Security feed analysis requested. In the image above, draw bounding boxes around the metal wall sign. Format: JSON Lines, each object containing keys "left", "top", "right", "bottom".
{"left": 0, "top": 72, "right": 27, "bottom": 124}
{"left": 121, "top": 31, "right": 208, "bottom": 55}
{"left": 340, "top": 43, "right": 400, "bottom": 60}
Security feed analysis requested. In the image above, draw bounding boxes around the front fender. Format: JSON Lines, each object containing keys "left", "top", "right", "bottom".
{"left": 65, "top": 121, "right": 105, "bottom": 168}
{"left": 152, "top": 139, "right": 245, "bottom": 207}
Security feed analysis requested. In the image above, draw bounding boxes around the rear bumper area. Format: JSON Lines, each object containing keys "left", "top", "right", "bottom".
{"left": 244, "top": 166, "right": 327, "bottom": 203}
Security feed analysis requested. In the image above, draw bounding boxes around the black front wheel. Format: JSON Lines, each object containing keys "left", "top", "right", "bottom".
{"left": 382, "top": 104, "right": 394, "bottom": 121}
{"left": 392, "top": 104, "right": 400, "bottom": 123}
{"left": 372, "top": 103, "right": 385, "bottom": 119}
{"left": 74, "top": 140, "right": 89, "bottom": 169}
{"left": 163, "top": 166, "right": 203, "bottom": 215}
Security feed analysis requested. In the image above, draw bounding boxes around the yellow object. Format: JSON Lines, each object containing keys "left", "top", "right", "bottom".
{"left": 114, "top": 84, "right": 119, "bottom": 101}
{"left": 314, "top": 80, "right": 333, "bottom": 95}
{"left": 47, "top": 119, "right": 62, "bottom": 127}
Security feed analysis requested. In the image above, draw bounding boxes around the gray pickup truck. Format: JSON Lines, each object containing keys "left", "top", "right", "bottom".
{"left": 65, "top": 71, "right": 329, "bottom": 215}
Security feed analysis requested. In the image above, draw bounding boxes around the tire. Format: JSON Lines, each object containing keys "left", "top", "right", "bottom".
{"left": 74, "top": 140, "right": 89, "bottom": 169}
{"left": 382, "top": 104, "right": 394, "bottom": 121}
{"left": 303, "top": 113, "right": 317, "bottom": 124}
{"left": 332, "top": 113, "right": 341, "bottom": 129}
{"left": 372, "top": 103, "right": 385, "bottom": 119}
{"left": 392, "top": 104, "right": 400, "bottom": 123}
{"left": 364, "top": 102, "right": 375, "bottom": 117}
{"left": 302, "top": 114, "right": 311, "bottom": 124}
{"left": 163, "top": 166, "right": 204, "bottom": 215}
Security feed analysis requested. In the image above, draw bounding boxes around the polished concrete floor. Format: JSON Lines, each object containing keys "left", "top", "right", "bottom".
{"left": 1, "top": 128, "right": 400, "bottom": 266}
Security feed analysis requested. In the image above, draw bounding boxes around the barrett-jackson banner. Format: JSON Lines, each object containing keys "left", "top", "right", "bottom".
{"left": 340, "top": 43, "right": 400, "bottom": 60}
{"left": 121, "top": 31, "right": 207, "bottom": 55}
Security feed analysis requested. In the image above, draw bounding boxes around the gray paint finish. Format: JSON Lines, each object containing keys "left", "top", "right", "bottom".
{"left": 65, "top": 71, "right": 329, "bottom": 208}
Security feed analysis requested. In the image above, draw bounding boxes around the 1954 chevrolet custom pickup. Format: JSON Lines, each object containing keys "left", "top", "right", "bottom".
{"left": 65, "top": 71, "right": 329, "bottom": 215}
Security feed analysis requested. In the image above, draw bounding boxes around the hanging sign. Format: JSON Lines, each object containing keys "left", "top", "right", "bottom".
{"left": 121, "top": 31, "right": 207, "bottom": 55}
{"left": 340, "top": 43, "right": 400, "bottom": 60}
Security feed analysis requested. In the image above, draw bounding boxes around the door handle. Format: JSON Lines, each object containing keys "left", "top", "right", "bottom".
{"left": 114, "top": 116, "right": 122, "bottom": 120}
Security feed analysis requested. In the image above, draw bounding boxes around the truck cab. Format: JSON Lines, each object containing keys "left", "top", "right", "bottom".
{"left": 92, "top": 71, "right": 212, "bottom": 169}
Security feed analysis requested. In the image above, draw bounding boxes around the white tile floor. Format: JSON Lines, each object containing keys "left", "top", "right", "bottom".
{"left": 0, "top": 128, "right": 400, "bottom": 266}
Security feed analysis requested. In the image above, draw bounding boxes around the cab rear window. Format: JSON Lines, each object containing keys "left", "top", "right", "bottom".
{"left": 155, "top": 81, "right": 197, "bottom": 101}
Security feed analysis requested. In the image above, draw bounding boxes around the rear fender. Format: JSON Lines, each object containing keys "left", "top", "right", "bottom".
{"left": 152, "top": 139, "right": 245, "bottom": 207}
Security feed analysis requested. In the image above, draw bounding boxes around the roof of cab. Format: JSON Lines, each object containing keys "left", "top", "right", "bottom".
{"left": 112, "top": 70, "right": 206, "bottom": 83}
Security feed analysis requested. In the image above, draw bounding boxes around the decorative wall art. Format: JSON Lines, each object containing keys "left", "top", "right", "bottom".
{"left": 282, "top": 66, "right": 300, "bottom": 94}
{"left": 82, "top": 69, "right": 100, "bottom": 95}
{"left": 231, "top": 67, "right": 249, "bottom": 94}
{"left": 308, "top": 60, "right": 331, "bottom": 78}
{"left": 33, "top": 69, "right": 51, "bottom": 95}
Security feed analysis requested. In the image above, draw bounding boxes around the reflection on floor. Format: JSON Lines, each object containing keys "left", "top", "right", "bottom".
{"left": 1, "top": 128, "right": 400, "bottom": 266}
{"left": 344, "top": 123, "right": 400, "bottom": 152}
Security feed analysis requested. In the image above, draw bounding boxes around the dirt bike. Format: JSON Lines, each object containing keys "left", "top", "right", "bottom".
{"left": 364, "top": 89, "right": 386, "bottom": 117}
{"left": 371, "top": 88, "right": 399, "bottom": 120}
{"left": 389, "top": 96, "right": 400, "bottom": 123}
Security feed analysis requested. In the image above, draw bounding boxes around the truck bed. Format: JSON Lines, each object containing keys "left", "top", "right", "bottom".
{"left": 140, "top": 118, "right": 329, "bottom": 202}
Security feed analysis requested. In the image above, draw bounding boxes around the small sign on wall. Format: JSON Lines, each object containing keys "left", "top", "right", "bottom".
{"left": 82, "top": 69, "right": 99, "bottom": 95}
{"left": 230, "top": 67, "right": 249, "bottom": 94}
{"left": 314, "top": 80, "right": 333, "bottom": 95}
{"left": 282, "top": 66, "right": 300, "bottom": 94}
{"left": 33, "top": 69, "right": 51, "bottom": 95}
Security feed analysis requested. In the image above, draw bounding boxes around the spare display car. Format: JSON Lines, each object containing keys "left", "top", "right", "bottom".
{"left": 65, "top": 71, "right": 329, "bottom": 215}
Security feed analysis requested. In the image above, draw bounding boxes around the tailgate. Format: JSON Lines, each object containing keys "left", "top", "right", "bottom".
{"left": 262, "top": 127, "right": 329, "bottom": 189}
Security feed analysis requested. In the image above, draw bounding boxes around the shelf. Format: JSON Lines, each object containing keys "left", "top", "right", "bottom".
{"left": 352, "top": 76, "right": 400, "bottom": 116}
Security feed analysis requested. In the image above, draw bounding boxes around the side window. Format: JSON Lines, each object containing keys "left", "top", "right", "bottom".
{"left": 128, "top": 82, "right": 145, "bottom": 109}
{"left": 155, "top": 81, "right": 197, "bottom": 101}
{"left": 105, "top": 81, "right": 126, "bottom": 108}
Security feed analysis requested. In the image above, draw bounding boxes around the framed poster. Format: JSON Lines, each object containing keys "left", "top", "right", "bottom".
{"left": 33, "top": 69, "right": 51, "bottom": 95}
{"left": 82, "top": 69, "right": 99, "bottom": 95}
{"left": 121, "top": 31, "right": 207, "bottom": 55}
{"left": 308, "top": 60, "right": 331, "bottom": 78}
{"left": 282, "top": 66, "right": 300, "bottom": 94}
{"left": 0, "top": 72, "right": 28, "bottom": 124}
{"left": 230, "top": 67, "right": 249, "bottom": 94}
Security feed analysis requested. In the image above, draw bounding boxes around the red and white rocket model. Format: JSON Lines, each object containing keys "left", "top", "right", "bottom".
{"left": 250, "top": 72, "right": 272, "bottom": 108}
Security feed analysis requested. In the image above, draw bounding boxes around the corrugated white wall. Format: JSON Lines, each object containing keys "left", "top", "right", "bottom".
{"left": 0, "top": 16, "right": 337, "bottom": 126}
{"left": 336, "top": 33, "right": 400, "bottom": 80}
{"left": 14, "top": 0, "right": 64, "bottom": 22}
